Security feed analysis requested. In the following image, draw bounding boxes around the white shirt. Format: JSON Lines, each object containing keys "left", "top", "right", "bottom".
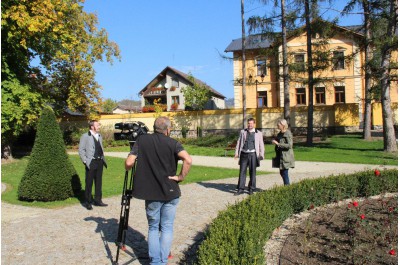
{"left": 90, "top": 130, "right": 99, "bottom": 141}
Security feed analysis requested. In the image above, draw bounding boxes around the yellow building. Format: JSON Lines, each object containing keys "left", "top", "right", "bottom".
{"left": 225, "top": 23, "right": 398, "bottom": 125}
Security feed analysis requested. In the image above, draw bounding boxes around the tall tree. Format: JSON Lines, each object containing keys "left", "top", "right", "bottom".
{"left": 1, "top": 0, "right": 120, "bottom": 158}
{"left": 248, "top": 0, "right": 295, "bottom": 127}
{"left": 379, "top": 0, "right": 397, "bottom": 152}
{"left": 241, "top": 0, "right": 248, "bottom": 128}
{"left": 343, "top": 0, "right": 374, "bottom": 139}
{"left": 343, "top": 0, "right": 397, "bottom": 151}
{"left": 280, "top": 0, "right": 291, "bottom": 127}
{"left": 361, "top": 0, "right": 373, "bottom": 139}
{"left": 305, "top": 0, "right": 315, "bottom": 146}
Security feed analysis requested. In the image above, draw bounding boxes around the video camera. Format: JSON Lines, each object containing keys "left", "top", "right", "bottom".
{"left": 114, "top": 121, "right": 149, "bottom": 148}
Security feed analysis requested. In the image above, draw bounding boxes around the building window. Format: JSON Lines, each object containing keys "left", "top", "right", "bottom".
{"left": 294, "top": 54, "right": 305, "bottom": 71}
{"left": 335, "top": 86, "right": 346, "bottom": 103}
{"left": 296, "top": 88, "right": 306, "bottom": 105}
{"left": 257, "top": 91, "right": 267, "bottom": 107}
{"left": 333, "top": 51, "right": 345, "bottom": 70}
{"left": 172, "top": 96, "right": 180, "bottom": 105}
{"left": 172, "top": 78, "right": 179, "bottom": 87}
{"left": 256, "top": 59, "right": 267, "bottom": 76}
{"left": 315, "top": 87, "right": 326, "bottom": 104}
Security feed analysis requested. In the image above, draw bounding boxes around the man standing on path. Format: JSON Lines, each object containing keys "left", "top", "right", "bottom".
{"left": 125, "top": 116, "right": 192, "bottom": 265}
{"left": 79, "top": 120, "right": 108, "bottom": 210}
{"left": 234, "top": 117, "right": 265, "bottom": 195}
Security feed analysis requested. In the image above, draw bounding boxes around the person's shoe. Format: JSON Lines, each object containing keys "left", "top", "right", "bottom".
{"left": 93, "top": 201, "right": 108, "bottom": 207}
{"left": 84, "top": 202, "right": 93, "bottom": 210}
{"left": 234, "top": 190, "right": 244, "bottom": 196}
{"left": 248, "top": 190, "right": 254, "bottom": 195}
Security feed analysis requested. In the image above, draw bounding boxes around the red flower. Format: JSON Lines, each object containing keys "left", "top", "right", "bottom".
{"left": 388, "top": 207, "right": 394, "bottom": 212}
{"left": 360, "top": 214, "right": 365, "bottom": 220}
{"left": 389, "top": 249, "right": 396, "bottom": 256}
{"left": 353, "top": 201, "right": 359, "bottom": 207}
{"left": 374, "top": 169, "right": 381, "bottom": 176}
{"left": 309, "top": 204, "right": 315, "bottom": 210}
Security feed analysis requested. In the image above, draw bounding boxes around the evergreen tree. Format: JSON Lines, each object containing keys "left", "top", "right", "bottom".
{"left": 18, "top": 106, "right": 81, "bottom": 201}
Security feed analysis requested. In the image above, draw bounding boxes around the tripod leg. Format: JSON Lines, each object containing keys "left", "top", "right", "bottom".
{"left": 115, "top": 167, "right": 135, "bottom": 264}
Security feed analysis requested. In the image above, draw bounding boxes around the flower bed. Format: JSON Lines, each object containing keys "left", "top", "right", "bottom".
{"left": 277, "top": 193, "right": 397, "bottom": 264}
{"left": 195, "top": 169, "right": 398, "bottom": 264}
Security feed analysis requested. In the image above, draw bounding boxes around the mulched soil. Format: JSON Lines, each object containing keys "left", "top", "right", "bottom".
{"left": 279, "top": 196, "right": 398, "bottom": 265}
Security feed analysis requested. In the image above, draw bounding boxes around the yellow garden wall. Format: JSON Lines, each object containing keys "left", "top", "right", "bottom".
{"left": 60, "top": 103, "right": 382, "bottom": 135}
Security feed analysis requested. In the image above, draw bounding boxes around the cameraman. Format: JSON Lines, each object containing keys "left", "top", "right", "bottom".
{"left": 125, "top": 116, "right": 192, "bottom": 265}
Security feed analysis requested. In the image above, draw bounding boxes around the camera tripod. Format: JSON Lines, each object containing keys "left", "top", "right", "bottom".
{"left": 114, "top": 163, "right": 136, "bottom": 264}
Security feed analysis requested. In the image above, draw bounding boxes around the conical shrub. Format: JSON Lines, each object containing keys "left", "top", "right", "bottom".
{"left": 18, "top": 106, "right": 82, "bottom": 201}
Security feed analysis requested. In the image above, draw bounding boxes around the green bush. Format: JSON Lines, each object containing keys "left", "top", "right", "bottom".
{"left": 18, "top": 106, "right": 82, "bottom": 201}
{"left": 195, "top": 169, "right": 398, "bottom": 265}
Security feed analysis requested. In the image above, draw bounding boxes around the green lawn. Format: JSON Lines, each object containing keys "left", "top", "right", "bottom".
{"left": 2, "top": 155, "right": 265, "bottom": 208}
{"left": 105, "top": 134, "right": 398, "bottom": 165}
{"left": 2, "top": 134, "right": 397, "bottom": 208}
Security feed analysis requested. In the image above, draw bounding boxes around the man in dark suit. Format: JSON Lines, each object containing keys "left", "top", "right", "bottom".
{"left": 79, "top": 120, "right": 108, "bottom": 210}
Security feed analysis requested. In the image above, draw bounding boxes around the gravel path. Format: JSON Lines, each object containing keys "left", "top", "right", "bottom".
{"left": 2, "top": 153, "right": 397, "bottom": 265}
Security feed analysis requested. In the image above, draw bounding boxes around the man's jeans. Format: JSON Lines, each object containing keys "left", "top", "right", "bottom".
{"left": 145, "top": 197, "right": 179, "bottom": 265}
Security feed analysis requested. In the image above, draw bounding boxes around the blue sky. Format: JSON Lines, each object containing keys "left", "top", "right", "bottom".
{"left": 83, "top": 0, "right": 362, "bottom": 101}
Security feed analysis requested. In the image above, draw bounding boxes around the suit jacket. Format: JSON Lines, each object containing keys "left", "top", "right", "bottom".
{"left": 78, "top": 131, "right": 107, "bottom": 169}
{"left": 235, "top": 129, "right": 265, "bottom": 160}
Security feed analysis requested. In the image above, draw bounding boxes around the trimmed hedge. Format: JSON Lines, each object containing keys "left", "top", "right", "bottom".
{"left": 196, "top": 169, "right": 398, "bottom": 264}
{"left": 18, "top": 106, "right": 82, "bottom": 201}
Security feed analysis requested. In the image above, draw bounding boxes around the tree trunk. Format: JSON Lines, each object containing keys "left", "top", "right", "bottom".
{"left": 380, "top": 0, "right": 397, "bottom": 152}
{"left": 281, "top": 0, "right": 291, "bottom": 127}
{"left": 362, "top": 0, "right": 372, "bottom": 139}
{"left": 305, "top": 0, "right": 314, "bottom": 146}
{"left": 381, "top": 51, "right": 397, "bottom": 152}
{"left": 241, "top": 0, "right": 247, "bottom": 128}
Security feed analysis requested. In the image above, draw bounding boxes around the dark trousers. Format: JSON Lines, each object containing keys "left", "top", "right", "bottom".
{"left": 85, "top": 160, "right": 104, "bottom": 203}
{"left": 280, "top": 169, "right": 290, "bottom": 185}
{"left": 237, "top": 152, "right": 257, "bottom": 191}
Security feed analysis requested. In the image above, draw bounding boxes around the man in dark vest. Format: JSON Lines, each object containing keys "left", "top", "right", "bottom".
{"left": 79, "top": 120, "right": 108, "bottom": 210}
{"left": 125, "top": 116, "right": 192, "bottom": 265}
{"left": 234, "top": 117, "right": 265, "bottom": 195}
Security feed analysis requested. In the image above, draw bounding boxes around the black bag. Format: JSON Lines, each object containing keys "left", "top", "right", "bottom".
{"left": 272, "top": 156, "right": 280, "bottom": 168}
